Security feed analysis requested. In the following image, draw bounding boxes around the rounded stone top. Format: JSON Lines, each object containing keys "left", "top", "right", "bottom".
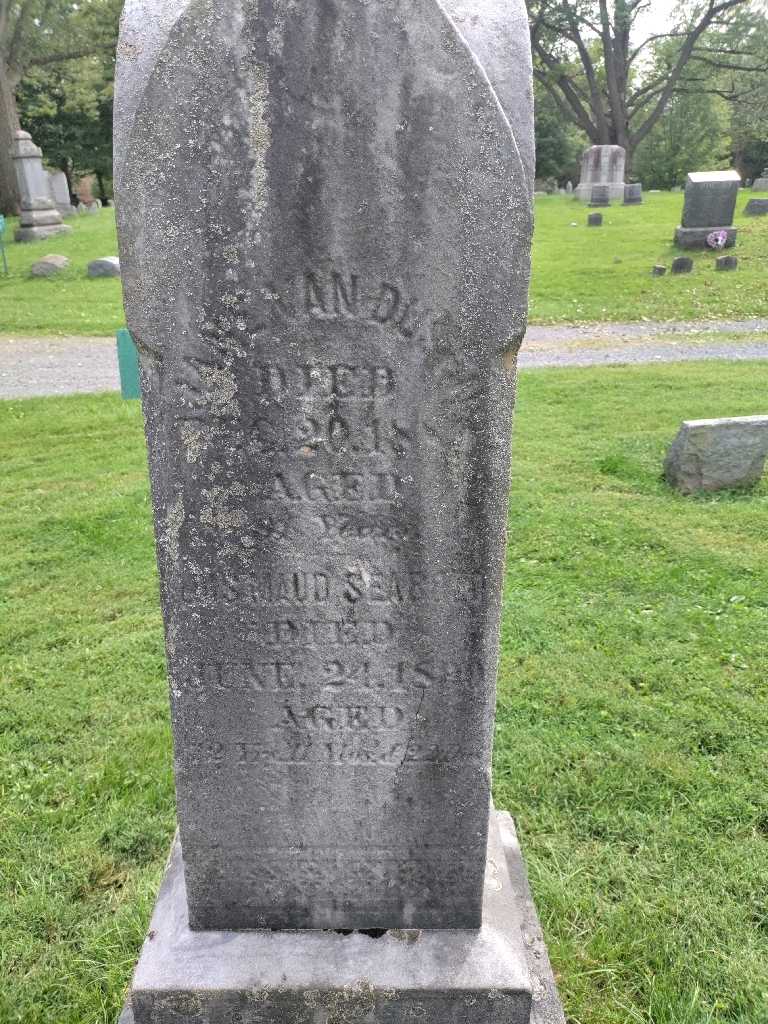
{"left": 584, "top": 143, "right": 626, "bottom": 155}
{"left": 14, "top": 129, "right": 32, "bottom": 140}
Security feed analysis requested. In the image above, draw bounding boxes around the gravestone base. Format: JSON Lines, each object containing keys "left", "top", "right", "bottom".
{"left": 15, "top": 222, "right": 72, "bottom": 242}
{"left": 118, "top": 812, "right": 564, "bottom": 1024}
{"left": 674, "top": 225, "right": 737, "bottom": 249}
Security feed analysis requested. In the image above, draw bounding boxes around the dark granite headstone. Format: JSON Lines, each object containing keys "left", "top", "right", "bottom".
{"left": 671, "top": 256, "right": 693, "bottom": 274}
{"left": 745, "top": 198, "right": 768, "bottom": 216}
{"left": 589, "top": 184, "right": 611, "bottom": 207}
{"left": 623, "top": 183, "right": 642, "bottom": 205}
{"left": 715, "top": 255, "right": 738, "bottom": 271}
{"left": 587, "top": 212, "right": 603, "bottom": 226}
{"left": 114, "top": 0, "right": 563, "bottom": 1022}
{"left": 675, "top": 170, "right": 740, "bottom": 249}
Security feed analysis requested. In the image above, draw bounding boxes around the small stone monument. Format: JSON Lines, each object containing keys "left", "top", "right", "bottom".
{"left": 47, "top": 170, "right": 76, "bottom": 217}
{"left": 745, "top": 198, "right": 768, "bottom": 216}
{"left": 623, "top": 183, "right": 642, "bottom": 205}
{"left": 87, "top": 256, "right": 120, "bottom": 278}
{"left": 715, "top": 255, "right": 737, "bottom": 271}
{"left": 12, "top": 131, "right": 72, "bottom": 242}
{"left": 575, "top": 144, "right": 626, "bottom": 201}
{"left": 674, "top": 170, "right": 740, "bottom": 249}
{"left": 565, "top": 180, "right": 573, "bottom": 193}
{"left": 114, "top": 1, "right": 563, "bottom": 1022}
{"left": 671, "top": 256, "right": 693, "bottom": 274}
{"left": 651, "top": 265, "right": 666, "bottom": 276}
{"left": 751, "top": 167, "right": 768, "bottom": 191}
{"left": 665, "top": 416, "right": 768, "bottom": 492}
{"left": 30, "top": 254, "right": 69, "bottom": 277}
{"left": 587, "top": 212, "right": 603, "bottom": 226}
{"left": 589, "top": 184, "right": 611, "bottom": 207}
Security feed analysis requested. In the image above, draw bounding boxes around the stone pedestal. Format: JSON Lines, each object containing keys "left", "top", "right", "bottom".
{"left": 13, "top": 131, "right": 72, "bottom": 241}
{"left": 575, "top": 144, "right": 626, "bottom": 201}
{"left": 119, "top": 813, "right": 563, "bottom": 1024}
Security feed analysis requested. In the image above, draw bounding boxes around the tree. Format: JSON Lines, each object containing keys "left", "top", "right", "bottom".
{"left": 528, "top": 0, "right": 763, "bottom": 174}
{"left": 0, "top": 0, "right": 120, "bottom": 213}
{"left": 534, "top": 81, "right": 586, "bottom": 182}
{"left": 18, "top": 52, "right": 114, "bottom": 201}
{"left": 633, "top": 89, "right": 728, "bottom": 189}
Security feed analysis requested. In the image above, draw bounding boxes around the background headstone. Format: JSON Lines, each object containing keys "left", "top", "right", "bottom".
{"left": 114, "top": 0, "right": 563, "bottom": 1021}
{"left": 589, "top": 184, "right": 611, "bottom": 207}
{"left": 623, "top": 183, "right": 642, "bottom": 205}
{"left": 12, "top": 131, "right": 72, "bottom": 242}
{"left": 715, "top": 255, "right": 738, "bottom": 271}
{"left": 575, "top": 144, "right": 626, "bottom": 201}
{"left": 671, "top": 256, "right": 693, "bottom": 274}
{"left": 565, "top": 180, "right": 573, "bottom": 193}
{"left": 47, "top": 170, "right": 76, "bottom": 217}
{"left": 744, "top": 198, "right": 768, "bottom": 216}
{"left": 651, "top": 265, "right": 666, "bottom": 276}
{"left": 675, "top": 170, "right": 739, "bottom": 249}
{"left": 751, "top": 167, "right": 768, "bottom": 191}
{"left": 665, "top": 416, "right": 768, "bottom": 492}
{"left": 587, "top": 212, "right": 603, "bottom": 226}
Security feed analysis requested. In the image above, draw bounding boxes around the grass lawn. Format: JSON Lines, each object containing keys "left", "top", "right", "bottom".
{"left": 1, "top": 362, "right": 767, "bottom": 1023}
{"left": 1, "top": 192, "right": 767, "bottom": 335}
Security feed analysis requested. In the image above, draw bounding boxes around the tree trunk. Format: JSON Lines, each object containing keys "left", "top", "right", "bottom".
{"left": 95, "top": 170, "right": 106, "bottom": 201}
{"left": 0, "top": 63, "right": 21, "bottom": 215}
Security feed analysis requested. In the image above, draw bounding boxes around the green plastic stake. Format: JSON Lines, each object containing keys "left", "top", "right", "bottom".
{"left": 116, "top": 328, "right": 141, "bottom": 399}
{"left": 0, "top": 215, "right": 8, "bottom": 275}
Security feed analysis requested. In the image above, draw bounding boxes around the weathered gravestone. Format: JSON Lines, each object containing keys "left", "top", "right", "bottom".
{"left": 715, "top": 255, "right": 737, "bottom": 271}
{"left": 665, "top": 416, "right": 768, "bottom": 493}
{"left": 575, "top": 144, "right": 626, "bottom": 201}
{"left": 671, "top": 256, "right": 693, "bottom": 274}
{"left": 745, "top": 198, "right": 768, "bottom": 216}
{"left": 114, "top": 1, "right": 563, "bottom": 1022}
{"left": 675, "top": 170, "right": 740, "bottom": 249}
{"left": 12, "top": 131, "right": 71, "bottom": 242}
{"left": 87, "top": 256, "right": 120, "bottom": 278}
{"left": 47, "top": 170, "right": 77, "bottom": 217}
{"left": 752, "top": 167, "right": 768, "bottom": 191}
{"left": 589, "top": 184, "right": 611, "bottom": 207}
{"left": 30, "top": 254, "right": 69, "bottom": 277}
{"left": 623, "top": 183, "right": 642, "bottom": 205}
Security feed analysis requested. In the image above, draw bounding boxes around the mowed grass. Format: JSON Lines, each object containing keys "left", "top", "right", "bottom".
{"left": 1, "top": 363, "right": 768, "bottom": 1023}
{"left": 0, "top": 210, "right": 123, "bottom": 335}
{"left": 530, "top": 189, "right": 768, "bottom": 323}
{"left": 2, "top": 191, "right": 768, "bottom": 335}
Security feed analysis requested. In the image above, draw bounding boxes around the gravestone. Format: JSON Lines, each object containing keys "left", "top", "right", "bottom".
{"left": 671, "top": 256, "right": 693, "bottom": 274}
{"left": 752, "top": 167, "right": 768, "bottom": 191}
{"left": 715, "top": 255, "right": 737, "bottom": 271}
{"left": 114, "top": 1, "right": 563, "bottom": 1023}
{"left": 745, "top": 198, "right": 768, "bottom": 216}
{"left": 12, "top": 131, "right": 71, "bottom": 242}
{"left": 675, "top": 170, "right": 739, "bottom": 249}
{"left": 651, "top": 265, "right": 666, "bottom": 276}
{"left": 589, "top": 184, "right": 610, "bottom": 207}
{"left": 565, "top": 180, "right": 573, "bottom": 193}
{"left": 587, "top": 212, "right": 603, "bottom": 226}
{"left": 665, "top": 416, "right": 768, "bottom": 492}
{"left": 623, "top": 183, "right": 642, "bottom": 205}
{"left": 47, "top": 170, "right": 76, "bottom": 217}
{"left": 575, "top": 144, "right": 626, "bottom": 201}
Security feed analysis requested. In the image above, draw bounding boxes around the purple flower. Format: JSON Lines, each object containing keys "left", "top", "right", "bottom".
{"left": 706, "top": 230, "right": 728, "bottom": 250}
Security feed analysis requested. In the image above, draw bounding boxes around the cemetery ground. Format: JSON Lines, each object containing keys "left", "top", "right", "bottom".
{"left": 1, "top": 191, "right": 768, "bottom": 336}
{"left": 2, "top": 361, "right": 767, "bottom": 1024}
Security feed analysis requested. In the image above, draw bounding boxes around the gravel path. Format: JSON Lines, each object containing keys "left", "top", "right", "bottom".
{"left": 1, "top": 319, "right": 767, "bottom": 399}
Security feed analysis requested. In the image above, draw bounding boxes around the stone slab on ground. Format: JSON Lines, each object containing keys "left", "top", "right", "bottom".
{"left": 87, "top": 256, "right": 120, "bottom": 278}
{"left": 30, "top": 254, "right": 69, "bottom": 277}
{"left": 664, "top": 415, "right": 768, "bottom": 493}
{"left": 118, "top": 812, "right": 564, "bottom": 1024}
